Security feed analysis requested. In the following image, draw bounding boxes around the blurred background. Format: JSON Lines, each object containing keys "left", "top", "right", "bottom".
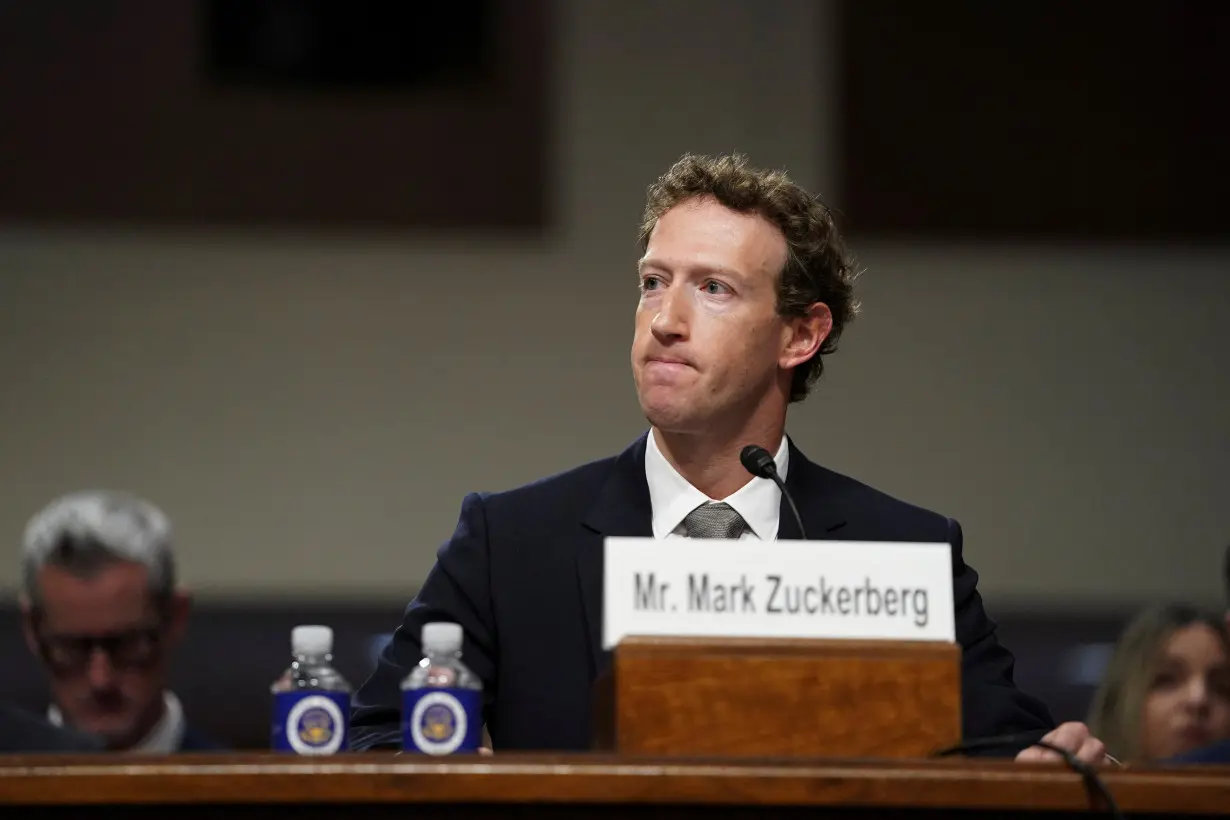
{"left": 0, "top": 0, "right": 1226, "bottom": 748}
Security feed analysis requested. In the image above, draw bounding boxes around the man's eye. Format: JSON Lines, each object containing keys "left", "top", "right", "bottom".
{"left": 703, "top": 280, "right": 729, "bottom": 295}
{"left": 640, "top": 276, "right": 663, "bottom": 292}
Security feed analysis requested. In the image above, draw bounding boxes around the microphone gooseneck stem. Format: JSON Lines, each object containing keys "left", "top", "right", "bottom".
{"left": 769, "top": 470, "right": 808, "bottom": 540}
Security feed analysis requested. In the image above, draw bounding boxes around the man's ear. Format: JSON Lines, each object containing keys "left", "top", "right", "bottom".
{"left": 19, "top": 596, "right": 40, "bottom": 658}
{"left": 164, "top": 587, "right": 193, "bottom": 647}
{"left": 780, "top": 302, "right": 833, "bottom": 370}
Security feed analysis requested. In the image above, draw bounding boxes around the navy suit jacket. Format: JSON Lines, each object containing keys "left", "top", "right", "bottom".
{"left": 0, "top": 705, "right": 104, "bottom": 753}
{"left": 180, "top": 725, "right": 226, "bottom": 751}
{"left": 351, "top": 434, "right": 1054, "bottom": 752}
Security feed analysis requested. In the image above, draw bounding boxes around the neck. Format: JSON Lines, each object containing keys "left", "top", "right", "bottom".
{"left": 653, "top": 417, "right": 785, "bottom": 500}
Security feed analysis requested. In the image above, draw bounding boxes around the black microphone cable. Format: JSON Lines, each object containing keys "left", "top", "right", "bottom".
{"left": 739, "top": 444, "right": 807, "bottom": 539}
{"left": 930, "top": 733, "right": 1122, "bottom": 819}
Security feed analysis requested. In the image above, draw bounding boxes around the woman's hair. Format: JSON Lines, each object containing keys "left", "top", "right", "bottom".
{"left": 1087, "top": 603, "right": 1229, "bottom": 761}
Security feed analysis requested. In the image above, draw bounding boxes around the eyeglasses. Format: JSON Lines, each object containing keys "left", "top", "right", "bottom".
{"left": 36, "top": 624, "right": 165, "bottom": 674}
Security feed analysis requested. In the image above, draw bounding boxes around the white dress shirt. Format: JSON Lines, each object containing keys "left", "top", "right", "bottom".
{"left": 49, "top": 689, "right": 186, "bottom": 753}
{"left": 645, "top": 429, "right": 790, "bottom": 540}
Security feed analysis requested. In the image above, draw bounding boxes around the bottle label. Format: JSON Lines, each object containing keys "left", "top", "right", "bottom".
{"left": 272, "top": 691, "right": 350, "bottom": 755}
{"left": 401, "top": 688, "right": 482, "bottom": 755}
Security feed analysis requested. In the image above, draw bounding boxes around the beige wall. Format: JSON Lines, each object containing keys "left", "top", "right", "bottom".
{"left": 1, "top": 1, "right": 1226, "bottom": 608}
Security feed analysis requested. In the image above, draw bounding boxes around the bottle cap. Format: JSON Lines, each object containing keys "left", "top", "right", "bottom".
{"left": 292, "top": 625, "right": 333, "bottom": 656}
{"left": 421, "top": 622, "right": 463, "bottom": 654}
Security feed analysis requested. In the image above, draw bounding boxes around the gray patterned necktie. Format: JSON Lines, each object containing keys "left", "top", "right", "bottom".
{"left": 682, "top": 501, "right": 748, "bottom": 539}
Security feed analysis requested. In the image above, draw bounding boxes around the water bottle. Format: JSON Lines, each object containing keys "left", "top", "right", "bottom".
{"left": 401, "top": 622, "right": 483, "bottom": 755}
{"left": 271, "top": 624, "right": 351, "bottom": 755}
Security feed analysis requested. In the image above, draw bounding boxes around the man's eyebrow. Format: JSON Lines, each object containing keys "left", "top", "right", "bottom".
{"left": 698, "top": 263, "right": 747, "bottom": 282}
{"left": 637, "top": 259, "right": 746, "bottom": 281}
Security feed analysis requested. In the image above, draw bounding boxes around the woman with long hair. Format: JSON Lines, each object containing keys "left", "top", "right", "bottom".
{"left": 1088, "top": 603, "right": 1230, "bottom": 762}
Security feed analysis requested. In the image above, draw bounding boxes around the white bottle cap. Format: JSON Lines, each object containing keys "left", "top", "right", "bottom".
{"left": 292, "top": 625, "right": 333, "bottom": 656}
{"left": 421, "top": 622, "right": 463, "bottom": 654}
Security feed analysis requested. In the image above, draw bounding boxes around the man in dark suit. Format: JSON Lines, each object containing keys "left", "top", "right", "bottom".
{"left": 352, "top": 153, "right": 1104, "bottom": 763}
{"left": 0, "top": 704, "right": 103, "bottom": 753}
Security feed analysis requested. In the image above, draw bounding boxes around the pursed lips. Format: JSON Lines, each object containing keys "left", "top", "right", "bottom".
{"left": 645, "top": 355, "right": 694, "bottom": 368}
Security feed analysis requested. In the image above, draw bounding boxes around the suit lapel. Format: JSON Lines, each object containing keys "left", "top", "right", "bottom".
{"left": 578, "top": 434, "right": 653, "bottom": 676}
{"left": 777, "top": 438, "right": 849, "bottom": 540}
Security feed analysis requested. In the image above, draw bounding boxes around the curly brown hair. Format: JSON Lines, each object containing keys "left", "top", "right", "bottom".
{"left": 638, "top": 153, "right": 860, "bottom": 402}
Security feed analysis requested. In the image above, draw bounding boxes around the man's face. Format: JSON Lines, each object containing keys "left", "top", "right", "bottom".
{"left": 21, "top": 560, "right": 187, "bottom": 749}
{"left": 632, "top": 196, "right": 818, "bottom": 435}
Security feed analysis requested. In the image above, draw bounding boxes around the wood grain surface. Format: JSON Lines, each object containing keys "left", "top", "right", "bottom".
{"left": 0, "top": 753, "right": 1227, "bottom": 816}
{"left": 594, "top": 637, "right": 962, "bottom": 759}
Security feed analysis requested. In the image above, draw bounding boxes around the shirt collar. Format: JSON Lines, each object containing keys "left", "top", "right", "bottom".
{"left": 645, "top": 429, "right": 790, "bottom": 539}
{"left": 49, "top": 690, "right": 186, "bottom": 753}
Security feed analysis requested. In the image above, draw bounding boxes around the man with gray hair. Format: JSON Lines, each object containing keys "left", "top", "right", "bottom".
{"left": 19, "top": 490, "right": 220, "bottom": 751}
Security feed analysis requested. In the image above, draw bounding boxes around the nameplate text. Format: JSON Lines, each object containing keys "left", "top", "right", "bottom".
{"left": 602, "top": 537, "right": 955, "bottom": 649}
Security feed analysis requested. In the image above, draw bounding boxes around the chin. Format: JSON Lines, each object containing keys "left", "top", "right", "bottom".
{"left": 641, "top": 400, "right": 705, "bottom": 434}
{"left": 77, "top": 723, "right": 133, "bottom": 749}
{"left": 72, "top": 705, "right": 136, "bottom": 733}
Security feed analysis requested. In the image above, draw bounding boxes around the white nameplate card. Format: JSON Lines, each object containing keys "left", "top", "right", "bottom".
{"left": 602, "top": 537, "right": 955, "bottom": 650}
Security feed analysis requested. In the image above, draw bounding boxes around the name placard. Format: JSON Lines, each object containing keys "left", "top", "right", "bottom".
{"left": 602, "top": 538, "right": 955, "bottom": 649}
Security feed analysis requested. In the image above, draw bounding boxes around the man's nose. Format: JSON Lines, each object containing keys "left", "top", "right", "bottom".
{"left": 85, "top": 647, "right": 119, "bottom": 690}
{"left": 651, "top": 286, "right": 689, "bottom": 341}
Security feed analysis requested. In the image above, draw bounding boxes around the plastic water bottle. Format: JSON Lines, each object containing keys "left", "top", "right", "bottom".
{"left": 271, "top": 625, "right": 351, "bottom": 755}
{"left": 401, "top": 622, "right": 483, "bottom": 755}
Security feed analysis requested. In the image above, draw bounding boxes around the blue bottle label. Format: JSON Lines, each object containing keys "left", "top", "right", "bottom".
{"left": 401, "top": 688, "right": 482, "bottom": 755}
{"left": 272, "top": 691, "right": 350, "bottom": 755}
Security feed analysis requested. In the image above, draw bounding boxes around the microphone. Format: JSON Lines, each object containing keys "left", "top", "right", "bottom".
{"left": 740, "top": 444, "right": 808, "bottom": 540}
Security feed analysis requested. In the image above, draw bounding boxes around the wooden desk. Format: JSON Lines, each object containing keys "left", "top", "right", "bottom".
{"left": 0, "top": 753, "right": 1227, "bottom": 818}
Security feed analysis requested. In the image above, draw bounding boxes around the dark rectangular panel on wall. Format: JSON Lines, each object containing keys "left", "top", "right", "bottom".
{"left": 0, "top": 0, "right": 550, "bottom": 231}
{"left": 202, "top": 1, "right": 497, "bottom": 91}
{"left": 837, "top": 0, "right": 1227, "bottom": 240}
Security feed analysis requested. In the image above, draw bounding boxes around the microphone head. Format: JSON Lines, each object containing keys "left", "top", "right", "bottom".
{"left": 739, "top": 444, "right": 777, "bottom": 479}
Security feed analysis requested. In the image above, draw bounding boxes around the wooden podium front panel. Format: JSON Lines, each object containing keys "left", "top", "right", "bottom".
{"left": 593, "top": 637, "right": 961, "bottom": 759}
{"left": 1, "top": 754, "right": 1228, "bottom": 818}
